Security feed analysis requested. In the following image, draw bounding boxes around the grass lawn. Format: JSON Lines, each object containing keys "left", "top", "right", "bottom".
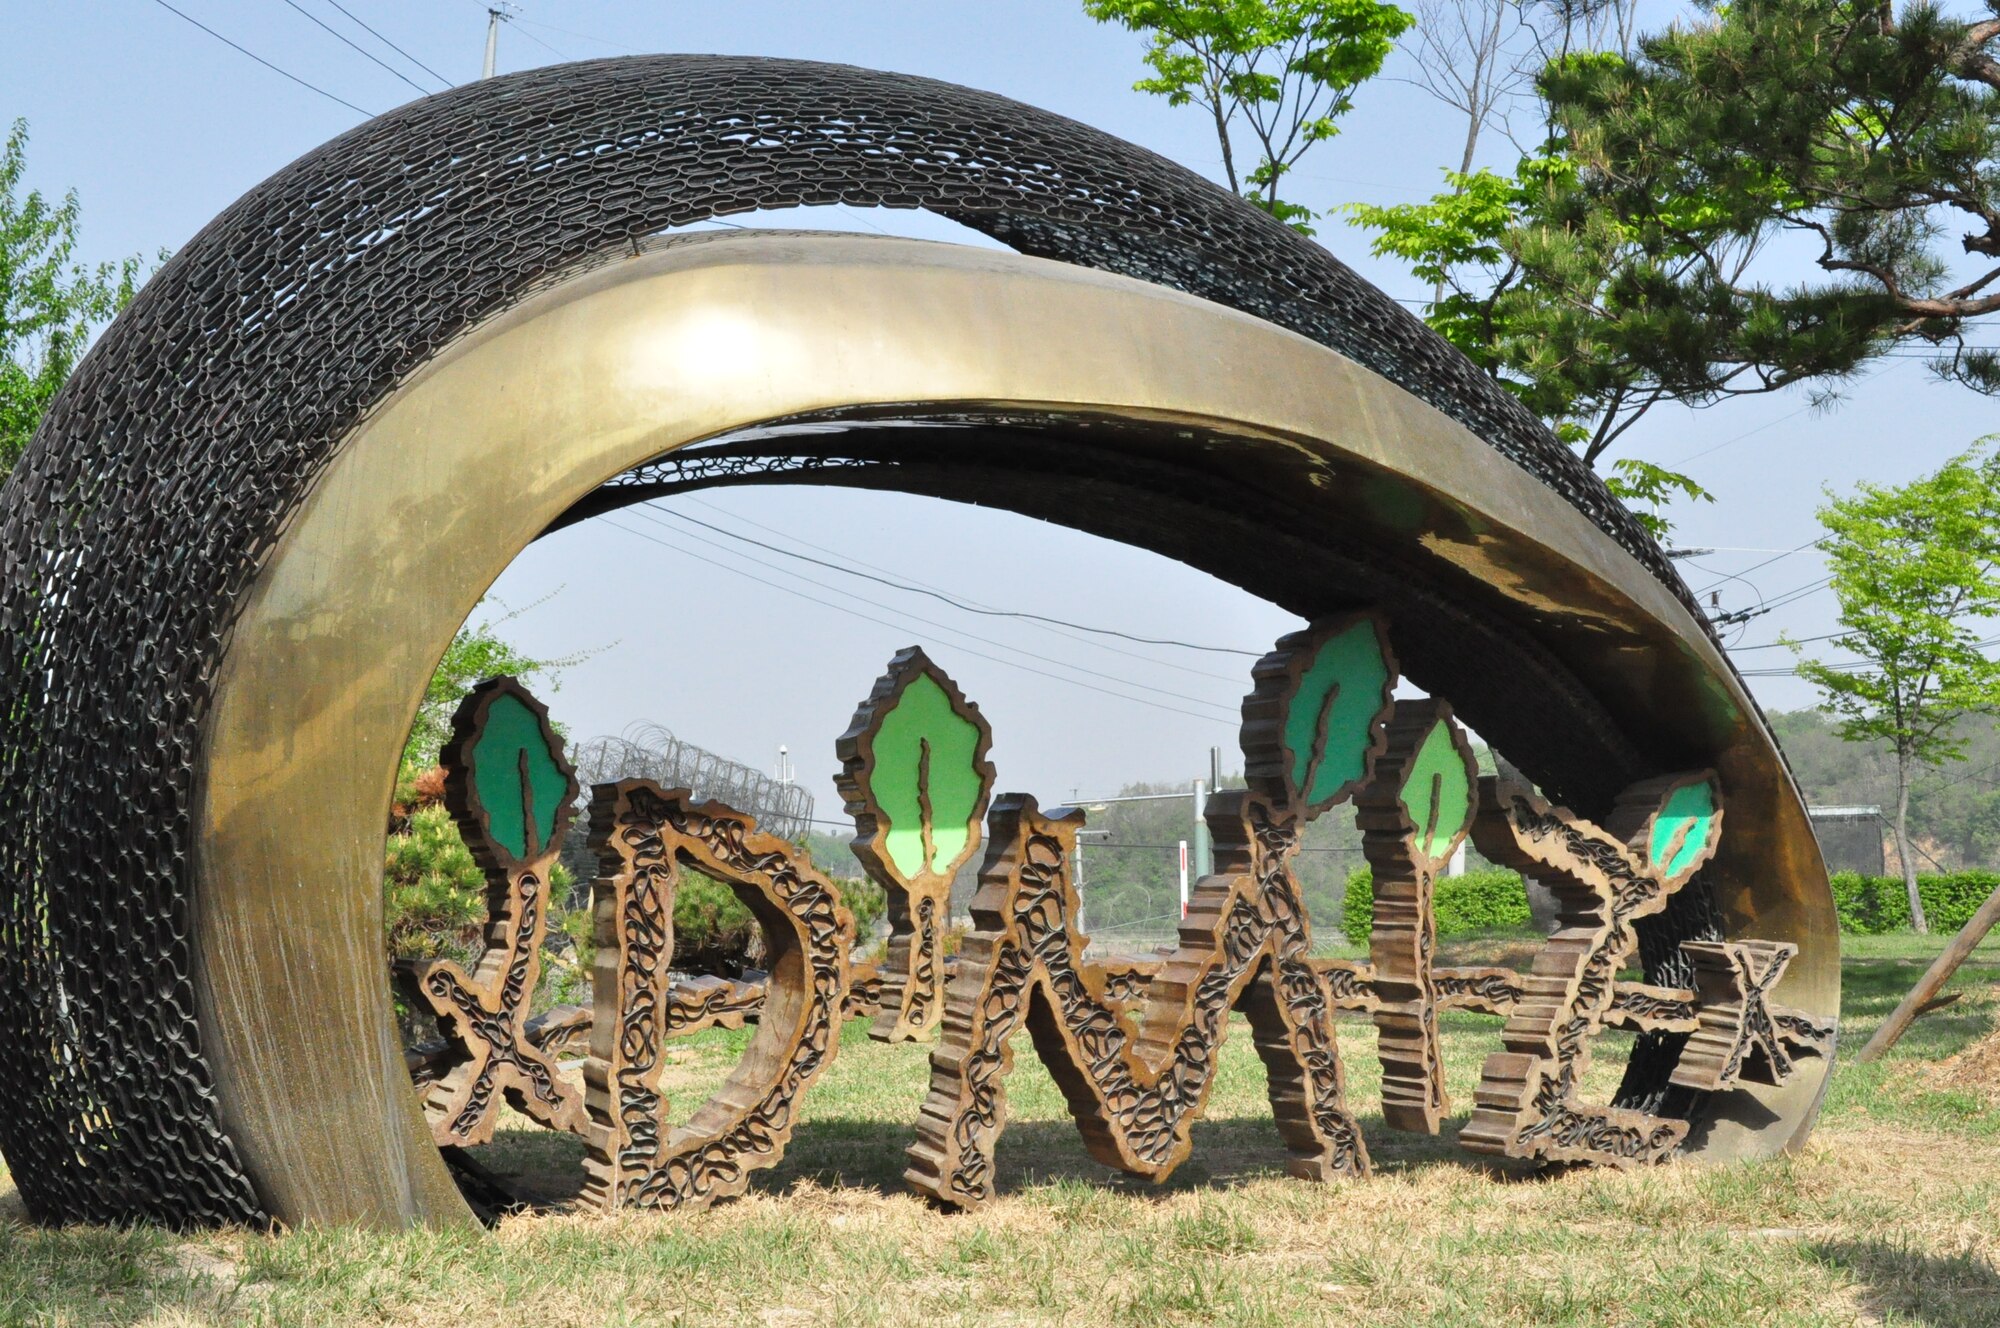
{"left": 5, "top": 932, "right": 2000, "bottom": 1326}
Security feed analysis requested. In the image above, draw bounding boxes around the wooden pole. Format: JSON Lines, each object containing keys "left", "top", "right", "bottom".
{"left": 1856, "top": 880, "right": 2000, "bottom": 1063}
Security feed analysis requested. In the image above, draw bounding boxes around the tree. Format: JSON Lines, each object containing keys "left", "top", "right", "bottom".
{"left": 1347, "top": 52, "right": 1895, "bottom": 530}
{"left": 1, "top": 120, "right": 148, "bottom": 483}
{"left": 1790, "top": 440, "right": 2000, "bottom": 933}
{"left": 402, "top": 616, "right": 568, "bottom": 774}
{"left": 1399, "top": 0, "right": 1535, "bottom": 183}
{"left": 1543, "top": 0, "right": 2000, "bottom": 395}
{"left": 1084, "top": 0, "right": 1415, "bottom": 231}
{"left": 1346, "top": 142, "right": 1765, "bottom": 534}
{"left": 1349, "top": 0, "right": 2000, "bottom": 534}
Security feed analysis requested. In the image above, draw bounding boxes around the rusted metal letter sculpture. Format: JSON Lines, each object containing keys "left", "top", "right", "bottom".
{"left": 906, "top": 617, "right": 1395, "bottom": 1208}
{"left": 1460, "top": 771, "right": 1827, "bottom": 1165}
{"left": 836, "top": 648, "right": 995, "bottom": 1042}
{"left": 1353, "top": 700, "right": 1481, "bottom": 1134}
{"left": 582, "top": 783, "right": 851, "bottom": 1211}
{"left": 404, "top": 678, "right": 586, "bottom": 1146}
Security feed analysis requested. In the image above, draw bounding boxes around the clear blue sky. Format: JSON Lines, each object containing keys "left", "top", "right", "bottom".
{"left": 7, "top": 1, "right": 1993, "bottom": 816}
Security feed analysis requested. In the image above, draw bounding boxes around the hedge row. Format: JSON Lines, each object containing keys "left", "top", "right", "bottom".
{"left": 1340, "top": 866, "right": 1534, "bottom": 947}
{"left": 1339, "top": 864, "right": 2000, "bottom": 943}
{"left": 1829, "top": 871, "right": 2000, "bottom": 934}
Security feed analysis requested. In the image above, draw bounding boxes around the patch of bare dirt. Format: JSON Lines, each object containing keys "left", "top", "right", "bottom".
{"left": 1922, "top": 1027, "right": 2000, "bottom": 1105}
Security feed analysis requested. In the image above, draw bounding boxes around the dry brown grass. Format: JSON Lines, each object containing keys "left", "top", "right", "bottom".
{"left": 2, "top": 933, "right": 1997, "bottom": 1327}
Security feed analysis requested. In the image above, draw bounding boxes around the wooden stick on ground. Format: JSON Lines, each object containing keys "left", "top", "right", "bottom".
{"left": 1857, "top": 880, "right": 2000, "bottom": 1063}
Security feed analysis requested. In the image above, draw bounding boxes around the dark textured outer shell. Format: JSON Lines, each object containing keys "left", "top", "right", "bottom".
{"left": 0, "top": 55, "right": 1709, "bottom": 1226}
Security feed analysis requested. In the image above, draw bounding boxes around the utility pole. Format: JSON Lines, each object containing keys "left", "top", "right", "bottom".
{"left": 1192, "top": 778, "right": 1212, "bottom": 880}
{"left": 1178, "top": 840, "right": 1190, "bottom": 919}
{"left": 481, "top": 4, "right": 516, "bottom": 80}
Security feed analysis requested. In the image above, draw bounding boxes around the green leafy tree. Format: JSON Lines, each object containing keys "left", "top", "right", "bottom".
{"left": 1084, "top": 0, "right": 1414, "bottom": 231}
{"left": 1790, "top": 440, "right": 2000, "bottom": 933}
{"left": 1346, "top": 128, "right": 1857, "bottom": 534}
{"left": 1347, "top": 0, "right": 2000, "bottom": 534}
{"left": 402, "top": 621, "right": 550, "bottom": 773}
{"left": 1, "top": 120, "right": 150, "bottom": 483}
{"left": 1544, "top": 0, "right": 2000, "bottom": 395}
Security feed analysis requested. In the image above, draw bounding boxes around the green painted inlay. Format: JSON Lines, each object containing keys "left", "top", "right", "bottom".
{"left": 1283, "top": 620, "right": 1390, "bottom": 807}
{"left": 1401, "top": 719, "right": 1473, "bottom": 859}
{"left": 870, "top": 673, "right": 985, "bottom": 879}
{"left": 1649, "top": 780, "right": 1718, "bottom": 880}
{"left": 471, "top": 692, "right": 568, "bottom": 860}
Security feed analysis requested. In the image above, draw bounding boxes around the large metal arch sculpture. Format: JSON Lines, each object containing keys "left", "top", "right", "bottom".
{"left": 0, "top": 56, "right": 1836, "bottom": 1231}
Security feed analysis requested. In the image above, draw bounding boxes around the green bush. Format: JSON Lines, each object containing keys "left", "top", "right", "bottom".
{"left": 1343, "top": 863, "right": 2000, "bottom": 943}
{"left": 1828, "top": 871, "right": 2000, "bottom": 934}
{"left": 655, "top": 864, "right": 892, "bottom": 973}
{"left": 384, "top": 804, "right": 488, "bottom": 961}
{"left": 834, "top": 873, "right": 887, "bottom": 942}
{"left": 1341, "top": 865, "right": 1534, "bottom": 946}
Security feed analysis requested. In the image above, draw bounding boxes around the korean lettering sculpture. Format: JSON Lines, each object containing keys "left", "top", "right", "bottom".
{"left": 0, "top": 53, "right": 1839, "bottom": 1229}
{"left": 390, "top": 619, "right": 1832, "bottom": 1216}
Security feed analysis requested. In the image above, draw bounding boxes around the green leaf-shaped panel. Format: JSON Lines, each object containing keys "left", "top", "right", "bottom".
{"left": 1648, "top": 779, "right": 1719, "bottom": 881}
{"left": 1400, "top": 718, "right": 1474, "bottom": 860}
{"left": 1284, "top": 619, "right": 1392, "bottom": 809}
{"left": 871, "top": 673, "right": 986, "bottom": 879}
{"left": 469, "top": 690, "right": 570, "bottom": 861}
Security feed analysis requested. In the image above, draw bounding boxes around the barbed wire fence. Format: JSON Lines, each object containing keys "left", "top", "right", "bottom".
{"left": 559, "top": 723, "right": 816, "bottom": 892}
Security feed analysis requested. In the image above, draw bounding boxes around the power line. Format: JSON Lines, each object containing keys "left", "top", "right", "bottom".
{"left": 148, "top": 0, "right": 374, "bottom": 116}
{"left": 1731, "top": 631, "right": 1845, "bottom": 652}
{"left": 600, "top": 516, "right": 1241, "bottom": 729}
{"left": 688, "top": 498, "right": 1248, "bottom": 684}
{"left": 624, "top": 506, "right": 1240, "bottom": 715}
{"left": 277, "top": 0, "right": 431, "bottom": 95}
{"left": 1671, "top": 366, "right": 1890, "bottom": 466}
{"left": 1693, "top": 538, "right": 1823, "bottom": 596}
{"left": 513, "top": 14, "right": 643, "bottom": 53}
{"left": 506, "top": 21, "right": 571, "bottom": 62}
{"left": 1738, "top": 632, "right": 2000, "bottom": 677}
{"left": 677, "top": 497, "right": 1247, "bottom": 684}
{"left": 1762, "top": 575, "right": 1834, "bottom": 612}
{"left": 648, "top": 505, "right": 1261, "bottom": 658}
{"left": 318, "top": 0, "right": 453, "bottom": 88}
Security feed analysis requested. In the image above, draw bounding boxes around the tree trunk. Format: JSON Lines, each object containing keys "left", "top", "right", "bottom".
{"left": 1897, "top": 750, "right": 1929, "bottom": 934}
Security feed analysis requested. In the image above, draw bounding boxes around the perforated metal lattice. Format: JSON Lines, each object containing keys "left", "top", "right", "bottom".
{"left": 0, "top": 55, "right": 1713, "bottom": 1226}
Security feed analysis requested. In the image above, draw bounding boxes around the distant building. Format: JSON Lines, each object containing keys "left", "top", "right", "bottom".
{"left": 1809, "top": 805, "right": 1886, "bottom": 876}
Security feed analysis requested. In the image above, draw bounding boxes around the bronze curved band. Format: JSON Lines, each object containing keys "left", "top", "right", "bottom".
{"left": 195, "top": 232, "right": 1837, "bottom": 1228}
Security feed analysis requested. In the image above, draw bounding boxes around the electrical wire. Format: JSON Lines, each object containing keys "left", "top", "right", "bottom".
{"left": 674, "top": 498, "right": 1248, "bottom": 683}
{"left": 318, "top": 0, "right": 453, "bottom": 88}
{"left": 1731, "top": 631, "right": 1845, "bottom": 652}
{"left": 148, "top": 0, "right": 373, "bottom": 116}
{"left": 1671, "top": 365, "right": 1890, "bottom": 466}
{"left": 1737, "top": 632, "right": 2000, "bottom": 677}
{"left": 514, "top": 14, "right": 644, "bottom": 54}
{"left": 276, "top": 0, "right": 430, "bottom": 95}
{"left": 1760, "top": 575, "right": 1834, "bottom": 612}
{"left": 1693, "top": 537, "right": 1824, "bottom": 596}
{"left": 623, "top": 506, "right": 1241, "bottom": 714}
{"left": 646, "top": 505, "right": 1261, "bottom": 658}
{"left": 599, "top": 517, "right": 1241, "bottom": 729}
{"left": 506, "top": 22, "right": 571, "bottom": 62}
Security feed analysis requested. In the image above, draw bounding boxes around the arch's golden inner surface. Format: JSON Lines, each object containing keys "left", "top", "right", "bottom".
{"left": 195, "top": 233, "right": 1834, "bottom": 1228}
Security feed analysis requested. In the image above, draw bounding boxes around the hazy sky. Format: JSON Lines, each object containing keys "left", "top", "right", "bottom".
{"left": 7, "top": 1, "right": 1994, "bottom": 827}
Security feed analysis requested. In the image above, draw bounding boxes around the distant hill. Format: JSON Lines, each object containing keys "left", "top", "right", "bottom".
{"left": 1769, "top": 710, "right": 2000, "bottom": 871}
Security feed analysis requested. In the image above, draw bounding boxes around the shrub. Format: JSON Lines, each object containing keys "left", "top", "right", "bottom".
{"left": 384, "top": 804, "right": 487, "bottom": 961}
{"left": 1341, "top": 866, "right": 1534, "bottom": 946}
{"left": 834, "top": 873, "right": 887, "bottom": 943}
{"left": 1828, "top": 871, "right": 2000, "bottom": 934}
{"left": 1343, "top": 864, "right": 2000, "bottom": 943}
{"left": 672, "top": 867, "right": 889, "bottom": 971}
